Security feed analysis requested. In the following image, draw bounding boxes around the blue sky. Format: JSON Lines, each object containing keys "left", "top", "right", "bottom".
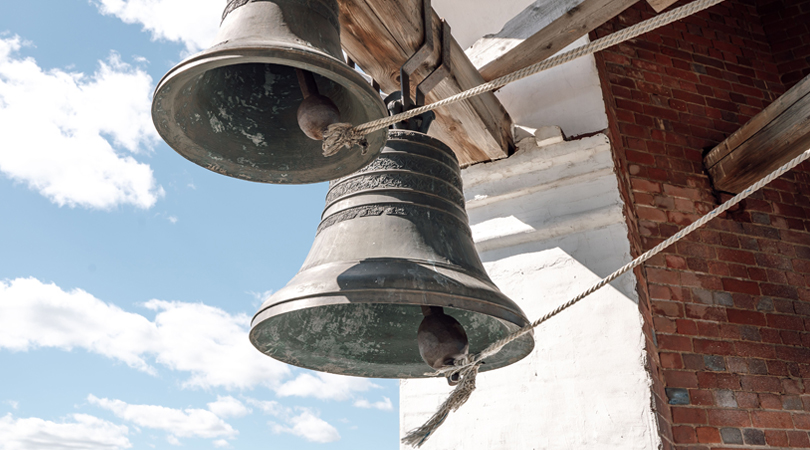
{"left": 0, "top": 1, "right": 398, "bottom": 448}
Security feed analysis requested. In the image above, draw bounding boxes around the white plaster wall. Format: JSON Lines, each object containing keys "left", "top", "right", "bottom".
{"left": 432, "top": 0, "right": 538, "bottom": 49}
{"left": 399, "top": 134, "right": 660, "bottom": 449}
{"left": 434, "top": 0, "right": 609, "bottom": 137}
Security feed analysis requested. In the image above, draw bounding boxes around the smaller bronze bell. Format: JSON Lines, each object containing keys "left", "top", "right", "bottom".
{"left": 151, "top": 0, "right": 388, "bottom": 184}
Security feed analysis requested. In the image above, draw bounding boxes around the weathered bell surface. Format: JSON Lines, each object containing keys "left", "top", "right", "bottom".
{"left": 250, "top": 130, "right": 534, "bottom": 378}
{"left": 151, "top": 0, "right": 388, "bottom": 184}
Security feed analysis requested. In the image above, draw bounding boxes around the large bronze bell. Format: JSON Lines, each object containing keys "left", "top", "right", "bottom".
{"left": 151, "top": 0, "right": 388, "bottom": 184}
{"left": 250, "top": 130, "right": 534, "bottom": 378}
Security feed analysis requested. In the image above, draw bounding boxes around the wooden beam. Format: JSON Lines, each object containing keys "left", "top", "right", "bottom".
{"left": 471, "top": 0, "right": 638, "bottom": 82}
{"left": 646, "top": 0, "right": 678, "bottom": 13}
{"left": 705, "top": 74, "right": 810, "bottom": 194}
{"left": 337, "top": 0, "right": 513, "bottom": 166}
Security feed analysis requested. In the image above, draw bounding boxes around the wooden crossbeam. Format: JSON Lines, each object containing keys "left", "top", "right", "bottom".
{"left": 705, "top": 74, "right": 810, "bottom": 194}
{"left": 471, "top": 0, "right": 638, "bottom": 82}
{"left": 338, "top": 0, "right": 513, "bottom": 166}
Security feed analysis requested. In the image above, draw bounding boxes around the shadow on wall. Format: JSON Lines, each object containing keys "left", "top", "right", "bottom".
{"left": 463, "top": 134, "right": 639, "bottom": 301}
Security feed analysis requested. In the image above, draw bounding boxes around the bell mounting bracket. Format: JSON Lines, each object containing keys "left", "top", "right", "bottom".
{"left": 393, "top": 0, "right": 452, "bottom": 132}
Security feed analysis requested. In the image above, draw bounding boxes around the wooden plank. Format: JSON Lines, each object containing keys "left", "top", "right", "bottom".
{"left": 646, "top": 0, "right": 678, "bottom": 13}
{"left": 338, "top": 0, "right": 513, "bottom": 166}
{"left": 472, "top": 0, "right": 638, "bottom": 82}
{"left": 705, "top": 74, "right": 810, "bottom": 194}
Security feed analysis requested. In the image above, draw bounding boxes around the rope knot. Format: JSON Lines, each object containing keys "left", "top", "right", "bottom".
{"left": 322, "top": 123, "right": 368, "bottom": 157}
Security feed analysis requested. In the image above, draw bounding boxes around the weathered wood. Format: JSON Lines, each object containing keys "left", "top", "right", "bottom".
{"left": 472, "top": 0, "right": 638, "bottom": 82}
{"left": 338, "top": 0, "right": 513, "bottom": 166}
{"left": 646, "top": 0, "right": 678, "bottom": 13}
{"left": 705, "top": 74, "right": 810, "bottom": 194}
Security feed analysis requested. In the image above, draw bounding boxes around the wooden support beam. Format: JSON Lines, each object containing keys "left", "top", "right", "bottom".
{"left": 338, "top": 0, "right": 513, "bottom": 166}
{"left": 646, "top": 0, "right": 678, "bottom": 13}
{"left": 705, "top": 74, "right": 810, "bottom": 194}
{"left": 471, "top": 0, "right": 638, "bottom": 82}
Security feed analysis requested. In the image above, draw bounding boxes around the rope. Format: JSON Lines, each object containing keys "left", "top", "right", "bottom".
{"left": 402, "top": 148, "right": 810, "bottom": 447}
{"left": 323, "top": 0, "right": 726, "bottom": 156}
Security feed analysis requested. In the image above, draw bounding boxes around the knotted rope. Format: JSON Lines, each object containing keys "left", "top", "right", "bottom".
{"left": 402, "top": 149, "right": 810, "bottom": 447}
{"left": 323, "top": 0, "right": 727, "bottom": 155}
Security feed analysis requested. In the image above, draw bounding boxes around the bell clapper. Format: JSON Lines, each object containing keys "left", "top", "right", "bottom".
{"left": 417, "top": 306, "right": 470, "bottom": 385}
{"left": 296, "top": 69, "right": 341, "bottom": 140}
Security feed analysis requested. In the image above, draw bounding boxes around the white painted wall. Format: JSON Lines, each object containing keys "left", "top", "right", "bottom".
{"left": 435, "top": 0, "right": 609, "bottom": 137}
{"left": 399, "top": 132, "right": 660, "bottom": 449}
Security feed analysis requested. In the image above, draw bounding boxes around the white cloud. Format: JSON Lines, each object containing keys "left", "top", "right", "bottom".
{"left": 270, "top": 410, "right": 340, "bottom": 444}
{"left": 3, "top": 401, "right": 19, "bottom": 410}
{"left": 353, "top": 397, "right": 393, "bottom": 411}
{"left": 166, "top": 435, "right": 182, "bottom": 446}
{"left": 213, "top": 439, "right": 231, "bottom": 448}
{"left": 207, "top": 396, "right": 250, "bottom": 419}
{"left": 245, "top": 398, "right": 340, "bottom": 444}
{"left": 0, "top": 413, "right": 131, "bottom": 450}
{"left": 88, "top": 395, "right": 236, "bottom": 441}
{"left": 0, "top": 278, "right": 289, "bottom": 389}
{"left": 144, "top": 299, "right": 289, "bottom": 389}
{"left": 275, "top": 373, "right": 379, "bottom": 401}
{"left": 93, "top": 0, "right": 224, "bottom": 53}
{"left": 0, "top": 36, "right": 163, "bottom": 210}
{"left": 244, "top": 398, "right": 285, "bottom": 416}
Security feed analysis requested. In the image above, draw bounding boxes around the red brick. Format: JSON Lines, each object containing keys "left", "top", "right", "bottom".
{"left": 696, "top": 426, "right": 721, "bottom": 443}
{"left": 726, "top": 309, "right": 767, "bottom": 326}
{"left": 752, "top": 410, "right": 794, "bottom": 428}
{"left": 707, "top": 409, "right": 751, "bottom": 426}
{"left": 664, "top": 369, "right": 699, "bottom": 388}
{"left": 741, "top": 375, "right": 783, "bottom": 392}
{"left": 652, "top": 300, "right": 684, "bottom": 317}
{"left": 672, "top": 425, "right": 697, "bottom": 443}
{"left": 788, "top": 430, "right": 810, "bottom": 447}
{"left": 717, "top": 248, "right": 757, "bottom": 265}
{"left": 735, "top": 343, "right": 776, "bottom": 360}
{"left": 690, "top": 389, "right": 715, "bottom": 406}
{"left": 631, "top": 178, "right": 662, "bottom": 193}
{"left": 794, "top": 413, "right": 810, "bottom": 430}
{"left": 768, "top": 313, "right": 806, "bottom": 331}
{"left": 660, "top": 352, "right": 684, "bottom": 368}
{"left": 673, "top": 407, "right": 708, "bottom": 424}
{"left": 760, "top": 393, "right": 784, "bottom": 409}
{"left": 658, "top": 334, "right": 693, "bottom": 351}
{"left": 694, "top": 339, "right": 735, "bottom": 355}
{"left": 722, "top": 278, "right": 761, "bottom": 295}
{"left": 765, "top": 430, "right": 789, "bottom": 447}
{"left": 648, "top": 268, "right": 681, "bottom": 285}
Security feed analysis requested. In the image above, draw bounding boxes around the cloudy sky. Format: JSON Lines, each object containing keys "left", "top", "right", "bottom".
{"left": 0, "top": 1, "right": 398, "bottom": 448}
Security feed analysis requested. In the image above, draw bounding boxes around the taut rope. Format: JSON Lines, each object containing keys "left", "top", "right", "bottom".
{"left": 402, "top": 149, "right": 810, "bottom": 447}
{"left": 323, "top": 0, "right": 727, "bottom": 156}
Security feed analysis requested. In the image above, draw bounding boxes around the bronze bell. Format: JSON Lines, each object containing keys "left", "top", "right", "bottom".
{"left": 151, "top": 0, "right": 388, "bottom": 184}
{"left": 250, "top": 130, "right": 534, "bottom": 378}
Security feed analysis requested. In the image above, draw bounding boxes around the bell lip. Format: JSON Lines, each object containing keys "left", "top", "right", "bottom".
{"left": 250, "top": 296, "right": 534, "bottom": 379}
{"left": 151, "top": 44, "right": 388, "bottom": 184}
{"left": 249, "top": 259, "right": 534, "bottom": 378}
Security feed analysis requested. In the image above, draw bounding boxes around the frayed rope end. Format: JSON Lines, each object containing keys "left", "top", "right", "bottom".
{"left": 322, "top": 123, "right": 368, "bottom": 157}
{"left": 400, "top": 363, "right": 482, "bottom": 448}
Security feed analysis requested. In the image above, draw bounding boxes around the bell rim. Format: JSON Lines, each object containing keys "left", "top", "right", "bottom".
{"left": 250, "top": 258, "right": 533, "bottom": 378}
{"left": 250, "top": 296, "right": 534, "bottom": 379}
{"left": 151, "top": 45, "right": 388, "bottom": 184}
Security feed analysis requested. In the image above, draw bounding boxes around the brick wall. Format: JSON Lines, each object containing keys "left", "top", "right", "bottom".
{"left": 760, "top": 0, "right": 810, "bottom": 88}
{"left": 593, "top": 0, "right": 810, "bottom": 448}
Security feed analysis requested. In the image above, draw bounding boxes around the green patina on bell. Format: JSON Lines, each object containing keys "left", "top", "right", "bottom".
{"left": 250, "top": 130, "right": 534, "bottom": 378}
{"left": 151, "top": 0, "right": 387, "bottom": 184}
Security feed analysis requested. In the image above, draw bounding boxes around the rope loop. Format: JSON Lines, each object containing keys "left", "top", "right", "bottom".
{"left": 321, "top": 123, "right": 369, "bottom": 157}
